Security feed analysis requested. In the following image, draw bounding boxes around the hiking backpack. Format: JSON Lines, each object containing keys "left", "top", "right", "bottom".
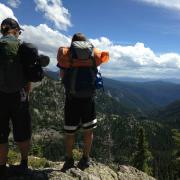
{"left": 18, "top": 42, "right": 45, "bottom": 82}
{"left": 0, "top": 36, "right": 27, "bottom": 92}
{"left": 63, "top": 41, "right": 98, "bottom": 98}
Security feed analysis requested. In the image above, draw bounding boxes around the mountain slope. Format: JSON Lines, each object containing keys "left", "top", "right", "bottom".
{"left": 156, "top": 100, "right": 180, "bottom": 128}
{"left": 103, "top": 78, "right": 180, "bottom": 112}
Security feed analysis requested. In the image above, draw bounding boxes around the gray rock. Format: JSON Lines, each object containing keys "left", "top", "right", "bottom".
{"left": 7, "top": 161, "right": 156, "bottom": 180}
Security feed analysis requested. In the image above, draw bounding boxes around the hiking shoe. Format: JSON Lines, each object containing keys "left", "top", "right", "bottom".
{"left": 61, "top": 157, "right": 74, "bottom": 172}
{"left": 77, "top": 156, "right": 91, "bottom": 170}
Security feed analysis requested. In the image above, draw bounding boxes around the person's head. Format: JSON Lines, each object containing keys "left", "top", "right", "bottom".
{"left": 0, "top": 18, "right": 23, "bottom": 37}
{"left": 71, "top": 32, "right": 87, "bottom": 44}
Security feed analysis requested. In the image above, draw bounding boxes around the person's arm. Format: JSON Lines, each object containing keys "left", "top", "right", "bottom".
{"left": 24, "top": 82, "right": 32, "bottom": 94}
{"left": 57, "top": 47, "right": 63, "bottom": 68}
{"left": 57, "top": 47, "right": 70, "bottom": 68}
{"left": 57, "top": 47, "right": 68, "bottom": 80}
{"left": 57, "top": 47, "right": 63, "bottom": 79}
{"left": 60, "top": 68, "right": 65, "bottom": 79}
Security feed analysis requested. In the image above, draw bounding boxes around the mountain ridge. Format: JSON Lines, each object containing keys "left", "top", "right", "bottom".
{"left": 103, "top": 77, "right": 180, "bottom": 113}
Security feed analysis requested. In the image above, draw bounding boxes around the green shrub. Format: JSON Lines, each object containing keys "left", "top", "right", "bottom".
{"left": 30, "top": 144, "right": 43, "bottom": 157}
{"left": 31, "top": 130, "right": 65, "bottom": 161}
{"left": 8, "top": 150, "right": 20, "bottom": 165}
{"left": 72, "top": 148, "right": 83, "bottom": 161}
{"left": 28, "top": 156, "right": 50, "bottom": 168}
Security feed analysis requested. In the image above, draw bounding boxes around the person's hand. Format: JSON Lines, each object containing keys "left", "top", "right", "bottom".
{"left": 24, "top": 82, "right": 32, "bottom": 94}
{"left": 60, "top": 69, "right": 64, "bottom": 78}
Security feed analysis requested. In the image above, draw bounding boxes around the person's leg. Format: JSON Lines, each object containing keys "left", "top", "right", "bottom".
{"left": 77, "top": 128, "right": 94, "bottom": 170}
{"left": 0, "top": 92, "right": 10, "bottom": 177}
{"left": 0, "top": 118, "right": 9, "bottom": 177}
{"left": 11, "top": 90, "right": 31, "bottom": 169}
{"left": 64, "top": 96, "right": 80, "bottom": 158}
{"left": 0, "top": 144, "right": 8, "bottom": 178}
{"left": 0, "top": 147, "right": 8, "bottom": 179}
{"left": 0, "top": 143, "right": 8, "bottom": 178}
{"left": 16, "top": 140, "right": 31, "bottom": 167}
{"left": 65, "top": 134, "right": 75, "bottom": 159}
{"left": 0, "top": 144, "right": 8, "bottom": 165}
{"left": 61, "top": 133, "right": 76, "bottom": 172}
{"left": 62, "top": 97, "right": 80, "bottom": 171}
{"left": 83, "top": 129, "right": 93, "bottom": 158}
{"left": 77, "top": 97, "right": 97, "bottom": 170}
{"left": 81, "top": 97, "right": 97, "bottom": 158}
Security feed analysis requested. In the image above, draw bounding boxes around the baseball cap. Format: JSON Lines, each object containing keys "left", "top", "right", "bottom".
{"left": 1, "top": 18, "right": 23, "bottom": 31}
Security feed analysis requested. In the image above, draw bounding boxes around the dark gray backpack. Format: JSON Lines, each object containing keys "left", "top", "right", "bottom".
{"left": 63, "top": 41, "right": 97, "bottom": 98}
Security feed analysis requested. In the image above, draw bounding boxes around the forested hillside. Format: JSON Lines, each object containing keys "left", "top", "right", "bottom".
{"left": 104, "top": 78, "right": 180, "bottom": 113}
{"left": 26, "top": 78, "right": 179, "bottom": 180}
{"left": 156, "top": 100, "right": 180, "bottom": 128}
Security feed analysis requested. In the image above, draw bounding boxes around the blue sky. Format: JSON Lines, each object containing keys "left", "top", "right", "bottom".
{"left": 65, "top": 0, "right": 180, "bottom": 53}
{"left": 1, "top": 0, "right": 180, "bottom": 79}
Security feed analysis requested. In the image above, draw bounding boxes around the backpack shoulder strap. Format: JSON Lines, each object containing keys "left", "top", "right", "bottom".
{"left": 90, "top": 48, "right": 98, "bottom": 72}
{"left": 69, "top": 47, "right": 74, "bottom": 68}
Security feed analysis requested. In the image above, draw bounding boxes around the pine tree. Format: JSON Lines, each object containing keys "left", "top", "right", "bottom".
{"left": 132, "top": 127, "right": 153, "bottom": 175}
{"left": 171, "top": 129, "right": 180, "bottom": 179}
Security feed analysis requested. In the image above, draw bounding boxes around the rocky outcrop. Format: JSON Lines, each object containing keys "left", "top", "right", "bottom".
{"left": 7, "top": 161, "right": 156, "bottom": 180}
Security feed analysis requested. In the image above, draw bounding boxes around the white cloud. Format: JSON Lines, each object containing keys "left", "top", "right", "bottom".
{"left": 1, "top": 2, "right": 180, "bottom": 79}
{"left": 7, "top": 0, "right": 21, "bottom": 8}
{"left": 21, "top": 24, "right": 71, "bottom": 66}
{"left": 0, "top": 3, "right": 17, "bottom": 22}
{"left": 0, "top": 2, "right": 70, "bottom": 67}
{"left": 90, "top": 37, "right": 180, "bottom": 78}
{"left": 7, "top": 22, "right": 180, "bottom": 78}
{"left": 136, "top": 0, "right": 180, "bottom": 10}
{"left": 34, "top": 0, "right": 71, "bottom": 31}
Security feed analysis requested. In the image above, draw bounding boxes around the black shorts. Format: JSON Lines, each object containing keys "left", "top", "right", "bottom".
{"left": 64, "top": 96, "right": 97, "bottom": 134}
{"left": 0, "top": 89, "right": 31, "bottom": 144}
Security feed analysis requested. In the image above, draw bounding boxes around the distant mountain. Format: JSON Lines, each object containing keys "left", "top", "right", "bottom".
{"left": 156, "top": 100, "right": 180, "bottom": 128}
{"left": 103, "top": 77, "right": 180, "bottom": 113}
{"left": 43, "top": 68, "right": 60, "bottom": 81}
{"left": 39, "top": 73, "right": 180, "bottom": 115}
{"left": 113, "top": 76, "right": 180, "bottom": 84}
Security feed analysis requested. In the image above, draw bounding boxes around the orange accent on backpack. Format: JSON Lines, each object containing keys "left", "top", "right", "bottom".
{"left": 57, "top": 47, "right": 109, "bottom": 68}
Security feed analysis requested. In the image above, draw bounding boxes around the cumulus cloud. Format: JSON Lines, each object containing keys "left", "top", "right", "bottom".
{"left": 0, "top": 3, "right": 17, "bottom": 22}
{"left": 7, "top": 0, "right": 21, "bottom": 8}
{"left": 21, "top": 24, "right": 71, "bottom": 66}
{"left": 136, "top": 0, "right": 180, "bottom": 10}
{"left": 1, "top": 2, "right": 180, "bottom": 79}
{"left": 20, "top": 28, "right": 180, "bottom": 78}
{"left": 34, "top": 0, "right": 71, "bottom": 31}
{"left": 90, "top": 37, "right": 180, "bottom": 78}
